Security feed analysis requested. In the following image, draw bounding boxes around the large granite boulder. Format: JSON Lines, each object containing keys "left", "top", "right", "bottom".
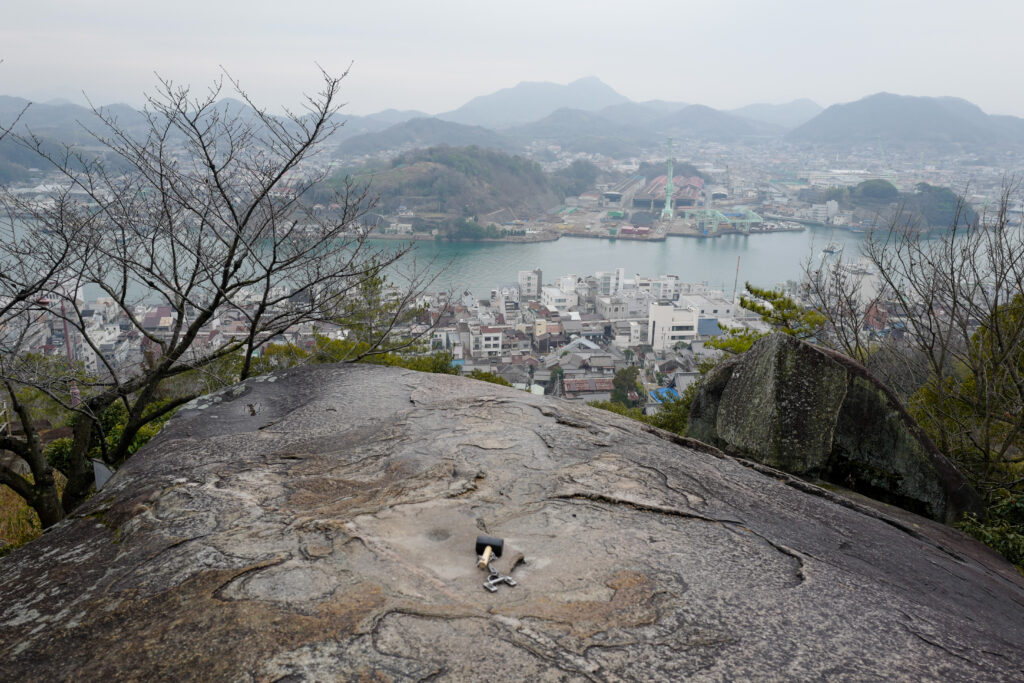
{"left": 2, "top": 364, "right": 1022, "bottom": 680}
{"left": 687, "top": 333, "right": 982, "bottom": 524}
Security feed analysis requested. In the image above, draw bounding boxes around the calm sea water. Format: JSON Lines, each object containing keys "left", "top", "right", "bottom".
{"left": 375, "top": 225, "right": 868, "bottom": 297}
{"left": 20, "top": 220, "right": 865, "bottom": 303}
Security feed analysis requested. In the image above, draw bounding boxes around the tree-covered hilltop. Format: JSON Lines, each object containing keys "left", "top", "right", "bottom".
{"left": 550, "top": 159, "right": 601, "bottom": 196}
{"left": 329, "top": 146, "right": 613, "bottom": 234}
{"left": 336, "top": 117, "right": 514, "bottom": 157}
{"left": 905, "top": 183, "right": 978, "bottom": 228}
{"left": 801, "top": 179, "right": 976, "bottom": 229}
{"left": 636, "top": 160, "right": 711, "bottom": 185}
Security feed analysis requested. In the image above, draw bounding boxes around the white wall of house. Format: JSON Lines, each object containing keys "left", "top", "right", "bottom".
{"left": 517, "top": 268, "right": 542, "bottom": 298}
{"left": 648, "top": 302, "right": 699, "bottom": 351}
{"left": 541, "top": 287, "right": 578, "bottom": 312}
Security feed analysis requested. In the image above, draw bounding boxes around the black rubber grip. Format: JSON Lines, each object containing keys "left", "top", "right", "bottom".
{"left": 475, "top": 535, "right": 504, "bottom": 557}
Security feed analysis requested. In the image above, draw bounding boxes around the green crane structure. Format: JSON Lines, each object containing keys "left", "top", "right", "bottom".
{"left": 678, "top": 208, "right": 763, "bottom": 235}
{"left": 661, "top": 138, "right": 675, "bottom": 221}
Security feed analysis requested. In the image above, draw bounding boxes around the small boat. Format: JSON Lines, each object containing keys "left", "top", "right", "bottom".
{"left": 838, "top": 258, "right": 875, "bottom": 276}
{"left": 822, "top": 241, "right": 843, "bottom": 254}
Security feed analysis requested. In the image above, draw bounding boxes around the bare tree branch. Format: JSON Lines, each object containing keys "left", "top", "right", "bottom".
{"left": 0, "top": 69, "right": 442, "bottom": 525}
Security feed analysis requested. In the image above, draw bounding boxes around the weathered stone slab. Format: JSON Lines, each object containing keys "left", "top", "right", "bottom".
{"left": 1, "top": 363, "right": 1020, "bottom": 681}
{"left": 716, "top": 332, "right": 849, "bottom": 473}
{"left": 687, "top": 333, "right": 982, "bottom": 524}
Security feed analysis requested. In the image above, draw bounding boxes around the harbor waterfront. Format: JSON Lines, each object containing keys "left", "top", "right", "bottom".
{"left": 377, "top": 225, "right": 868, "bottom": 296}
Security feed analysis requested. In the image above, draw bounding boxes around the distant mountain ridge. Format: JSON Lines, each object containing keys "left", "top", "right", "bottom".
{"left": 597, "top": 101, "right": 688, "bottom": 127}
{"left": 654, "top": 104, "right": 782, "bottom": 139}
{"left": 363, "top": 109, "right": 430, "bottom": 125}
{"left": 0, "top": 96, "right": 148, "bottom": 139}
{"left": 0, "top": 97, "right": 152, "bottom": 182}
{"left": 336, "top": 100, "right": 786, "bottom": 159}
{"left": 507, "top": 108, "right": 657, "bottom": 157}
{"left": 5, "top": 82, "right": 1024, "bottom": 178}
{"left": 437, "top": 76, "right": 630, "bottom": 129}
{"left": 730, "top": 98, "right": 822, "bottom": 129}
{"left": 788, "top": 92, "right": 1024, "bottom": 147}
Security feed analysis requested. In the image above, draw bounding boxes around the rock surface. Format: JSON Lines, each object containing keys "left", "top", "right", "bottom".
{"left": 2, "top": 363, "right": 1022, "bottom": 681}
{"left": 686, "top": 333, "right": 982, "bottom": 524}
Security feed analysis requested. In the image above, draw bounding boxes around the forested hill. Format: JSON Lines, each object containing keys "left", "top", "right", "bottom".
{"left": 788, "top": 93, "right": 1024, "bottom": 148}
{"left": 334, "top": 145, "right": 580, "bottom": 222}
{"left": 801, "top": 179, "right": 976, "bottom": 229}
{"left": 336, "top": 118, "right": 514, "bottom": 157}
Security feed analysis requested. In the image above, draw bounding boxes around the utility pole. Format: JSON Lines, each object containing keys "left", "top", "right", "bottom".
{"left": 732, "top": 256, "right": 741, "bottom": 303}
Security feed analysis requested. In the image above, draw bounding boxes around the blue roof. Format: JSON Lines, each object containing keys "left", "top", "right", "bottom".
{"left": 649, "top": 387, "right": 680, "bottom": 404}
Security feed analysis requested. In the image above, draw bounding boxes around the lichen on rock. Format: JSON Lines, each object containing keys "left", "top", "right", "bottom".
{"left": 687, "top": 333, "right": 982, "bottom": 524}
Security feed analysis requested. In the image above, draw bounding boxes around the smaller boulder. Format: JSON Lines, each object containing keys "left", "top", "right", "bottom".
{"left": 686, "top": 333, "right": 982, "bottom": 524}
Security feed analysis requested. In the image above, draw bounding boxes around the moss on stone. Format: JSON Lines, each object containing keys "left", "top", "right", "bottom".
{"left": 687, "top": 333, "right": 982, "bottom": 524}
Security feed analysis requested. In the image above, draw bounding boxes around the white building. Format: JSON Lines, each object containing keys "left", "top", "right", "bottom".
{"left": 636, "top": 274, "right": 682, "bottom": 301}
{"left": 611, "top": 320, "right": 644, "bottom": 349}
{"left": 805, "top": 170, "right": 897, "bottom": 188}
{"left": 594, "top": 268, "right": 626, "bottom": 296}
{"left": 647, "top": 294, "right": 735, "bottom": 351}
{"left": 648, "top": 302, "right": 699, "bottom": 351}
{"left": 595, "top": 296, "right": 628, "bottom": 319}
{"left": 517, "top": 268, "right": 542, "bottom": 299}
{"left": 465, "top": 325, "right": 504, "bottom": 358}
{"left": 800, "top": 200, "right": 839, "bottom": 223}
{"left": 677, "top": 294, "right": 734, "bottom": 319}
{"left": 554, "top": 275, "right": 580, "bottom": 293}
{"left": 490, "top": 284, "right": 520, "bottom": 305}
{"left": 677, "top": 282, "right": 718, "bottom": 297}
{"left": 595, "top": 290, "right": 654, "bottom": 320}
{"left": 541, "top": 287, "right": 579, "bottom": 312}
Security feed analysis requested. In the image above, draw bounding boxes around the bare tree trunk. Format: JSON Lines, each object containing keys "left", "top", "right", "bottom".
{"left": 0, "top": 383, "right": 64, "bottom": 527}
{"left": 60, "top": 413, "right": 98, "bottom": 515}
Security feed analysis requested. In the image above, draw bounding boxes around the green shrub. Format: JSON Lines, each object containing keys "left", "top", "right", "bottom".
{"left": 590, "top": 382, "right": 697, "bottom": 436}
{"left": 957, "top": 492, "right": 1024, "bottom": 571}
{"left": 466, "top": 370, "right": 512, "bottom": 387}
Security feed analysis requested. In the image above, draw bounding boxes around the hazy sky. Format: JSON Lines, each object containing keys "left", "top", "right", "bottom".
{"left": 2, "top": 0, "right": 1022, "bottom": 117}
